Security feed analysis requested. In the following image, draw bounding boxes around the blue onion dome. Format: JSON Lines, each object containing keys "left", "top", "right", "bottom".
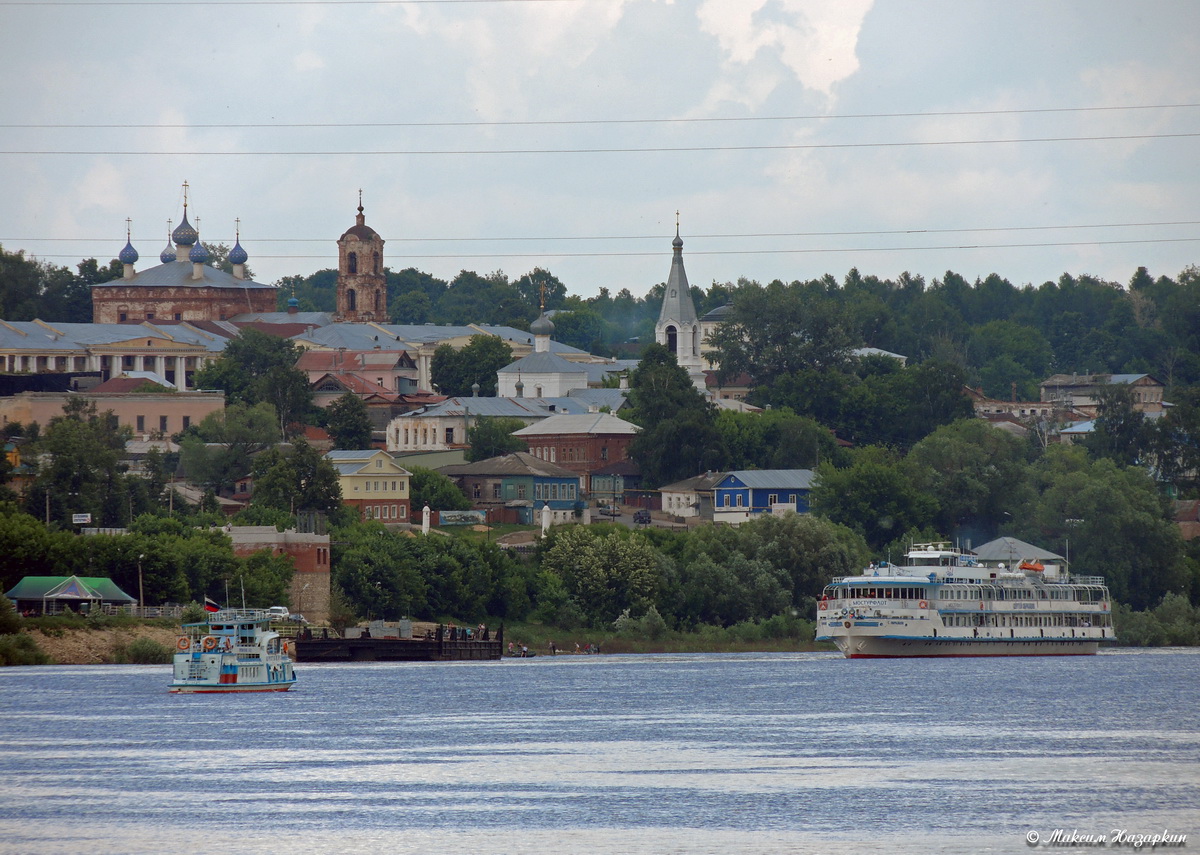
{"left": 530, "top": 312, "right": 554, "bottom": 336}
{"left": 287, "top": 296, "right": 300, "bottom": 309}
{"left": 160, "top": 242, "right": 177, "bottom": 263}
{"left": 118, "top": 239, "right": 139, "bottom": 264}
{"left": 189, "top": 241, "right": 210, "bottom": 263}
{"left": 228, "top": 240, "right": 248, "bottom": 265}
{"left": 172, "top": 212, "right": 198, "bottom": 246}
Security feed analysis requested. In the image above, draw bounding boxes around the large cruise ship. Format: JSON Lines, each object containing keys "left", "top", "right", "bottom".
{"left": 815, "top": 542, "right": 1112, "bottom": 658}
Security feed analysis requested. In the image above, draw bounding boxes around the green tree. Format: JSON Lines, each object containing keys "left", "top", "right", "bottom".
{"left": 626, "top": 344, "right": 725, "bottom": 487}
{"left": 324, "top": 393, "right": 374, "bottom": 450}
{"left": 408, "top": 466, "right": 470, "bottom": 513}
{"left": 1083, "top": 384, "right": 1152, "bottom": 466}
{"left": 178, "top": 402, "right": 279, "bottom": 494}
{"left": 809, "top": 447, "right": 939, "bottom": 552}
{"left": 192, "top": 329, "right": 312, "bottom": 433}
{"left": 26, "top": 399, "right": 132, "bottom": 527}
{"left": 429, "top": 335, "right": 514, "bottom": 397}
{"left": 1014, "top": 446, "right": 1187, "bottom": 609}
{"left": 906, "top": 419, "right": 1034, "bottom": 540}
{"left": 251, "top": 439, "right": 342, "bottom": 515}
{"left": 704, "top": 277, "right": 855, "bottom": 387}
{"left": 466, "top": 416, "right": 527, "bottom": 462}
{"left": 541, "top": 526, "right": 666, "bottom": 625}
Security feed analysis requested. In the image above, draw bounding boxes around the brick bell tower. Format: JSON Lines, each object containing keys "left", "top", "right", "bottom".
{"left": 335, "top": 192, "right": 387, "bottom": 322}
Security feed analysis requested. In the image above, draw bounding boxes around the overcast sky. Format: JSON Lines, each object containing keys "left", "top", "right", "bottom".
{"left": 2, "top": 0, "right": 1198, "bottom": 301}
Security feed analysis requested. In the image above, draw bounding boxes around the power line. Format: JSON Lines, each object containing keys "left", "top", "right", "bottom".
{"left": 8, "top": 220, "right": 1199, "bottom": 245}
{"left": 3, "top": 131, "right": 1198, "bottom": 157}
{"left": 18, "top": 236, "right": 1200, "bottom": 263}
{"left": 5, "top": 103, "right": 1198, "bottom": 130}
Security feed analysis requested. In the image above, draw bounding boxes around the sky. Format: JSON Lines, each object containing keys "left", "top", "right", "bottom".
{"left": 1, "top": 0, "right": 1198, "bottom": 302}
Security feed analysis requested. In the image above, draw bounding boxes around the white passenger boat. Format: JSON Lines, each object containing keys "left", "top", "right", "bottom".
{"left": 815, "top": 542, "right": 1112, "bottom": 658}
{"left": 170, "top": 608, "right": 296, "bottom": 693}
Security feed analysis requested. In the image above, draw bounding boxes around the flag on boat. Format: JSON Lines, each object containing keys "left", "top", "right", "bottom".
{"left": 204, "top": 597, "right": 221, "bottom": 613}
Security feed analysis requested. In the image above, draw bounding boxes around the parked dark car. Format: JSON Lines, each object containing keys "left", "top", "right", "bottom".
{"left": 633, "top": 510, "right": 651, "bottom": 525}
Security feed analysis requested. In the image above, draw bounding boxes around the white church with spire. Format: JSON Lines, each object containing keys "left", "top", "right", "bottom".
{"left": 654, "top": 218, "right": 710, "bottom": 393}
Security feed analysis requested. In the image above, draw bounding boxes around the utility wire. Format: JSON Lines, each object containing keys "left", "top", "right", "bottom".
{"left": 9, "top": 220, "right": 1199, "bottom": 245}
{"left": 5, "top": 103, "right": 1198, "bottom": 130}
{"left": 19, "top": 236, "right": 1200, "bottom": 262}
{"left": 3, "top": 131, "right": 1199, "bottom": 156}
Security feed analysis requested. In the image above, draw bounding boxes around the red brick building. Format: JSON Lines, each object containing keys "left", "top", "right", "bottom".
{"left": 512, "top": 413, "right": 639, "bottom": 495}
{"left": 93, "top": 202, "right": 275, "bottom": 324}
{"left": 226, "top": 526, "right": 332, "bottom": 624}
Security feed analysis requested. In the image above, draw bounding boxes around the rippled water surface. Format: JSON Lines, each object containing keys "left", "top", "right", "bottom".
{"left": 1, "top": 649, "right": 1197, "bottom": 854}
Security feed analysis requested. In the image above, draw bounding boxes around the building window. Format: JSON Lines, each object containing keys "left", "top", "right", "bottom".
{"left": 136, "top": 415, "right": 145, "bottom": 432}
{"left": 517, "top": 484, "right": 527, "bottom": 499}
{"left": 160, "top": 415, "right": 168, "bottom": 432}
{"left": 551, "top": 484, "right": 559, "bottom": 500}
{"left": 492, "top": 483, "right": 501, "bottom": 499}
{"left": 736, "top": 494, "right": 744, "bottom": 507}
{"left": 174, "top": 313, "right": 181, "bottom": 321}
{"left": 146, "top": 313, "right": 154, "bottom": 320}
{"left": 723, "top": 495, "right": 731, "bottom": 507}
{"left": 119, "top": 313, "right": 127, "bottom": 322}
{"left": 404, "top": 428, "right": 409, "bottom": 445}
{"left": 769, "top": 494, "right": 778, "bottom": 505}
{"left": 445, "top": 428, "right": 455, "bottom": 444}
{"left": 600, "top": 447, "right": 609, "bottom": 460}
{"left": 182, "top": 416, "right": 190, "bottom": 429}
{"left": 399, "top": 505, "right": 407, "bottom": 519}
{"left": 474, "top": 484, "right": 482, "bottom": 499}
{"left": 347, "top": 252, "right": 358, "bottom": 274}
{"left": 391, "top": 505, "right": 397, "bottom": 519}
{"left": 347, "top": 288, "right": 357, "bottom": 311}
{"left": 550, "top": 447, "right": 556, "bottom": 462}
{"left": 391, "top": 481, "right": 397, "bottom": 491}
{"left": 376, "top": 459, "right": 382, "bottom": 468}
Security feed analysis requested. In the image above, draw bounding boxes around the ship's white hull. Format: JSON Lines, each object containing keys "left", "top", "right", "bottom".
{"left": 830, "top": 634, "right": 1100, "bottom": 658}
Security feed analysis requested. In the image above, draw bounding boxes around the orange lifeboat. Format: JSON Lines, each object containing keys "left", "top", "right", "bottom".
{"left": 1019, "top": 560, "right": 1044, "bottom": 572}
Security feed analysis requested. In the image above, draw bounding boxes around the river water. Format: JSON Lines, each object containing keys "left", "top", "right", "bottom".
{"left": 0, "top": 649, "right": 1197, "bottom": 855}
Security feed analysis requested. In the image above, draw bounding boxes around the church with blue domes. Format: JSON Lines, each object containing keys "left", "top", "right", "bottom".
{"left": 91, "top": 189, "right": 276, "bottom": 324}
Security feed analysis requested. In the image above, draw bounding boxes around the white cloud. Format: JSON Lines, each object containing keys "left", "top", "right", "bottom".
{"left": 696, "top": 0, "right": 873, "bottom": 99}
{"left": 293, "top": 51, "right": 326, "bottom": 74}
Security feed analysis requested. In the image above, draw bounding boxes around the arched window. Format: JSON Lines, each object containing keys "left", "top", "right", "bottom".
{"left": 347, "top": 252, "right": 358, "bottom": 274}
{"left": 665, "top": 324, "right": 678, "bottom": 354}
{"left": 347, "top": 288, "right": 357, "bottom": 311}
{"left": 374, "top": 290, "right": 382, "bottom": 313}
{"left": 373, "top": 252, "right": 381, "bottom": 274}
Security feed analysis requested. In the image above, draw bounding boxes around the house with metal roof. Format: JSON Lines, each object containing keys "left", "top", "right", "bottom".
{"left": 438, "top": 451, "right": 582, "bottom": 525}
{"left": 712, "top": 469, "right": 816, "bottom": 525}
{"left": 1040, "top": 373, "right": 1166, "bottom": 416}
{"left": 323, "top": 449, "right": 412, "bottom": 523}
{"left": 513, "top": 412, "right": 640, "bottom": 495}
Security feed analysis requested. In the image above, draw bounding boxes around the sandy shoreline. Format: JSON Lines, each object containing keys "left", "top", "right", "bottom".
{"left": 25, "top": 626, "right": 181, "bottom": 665}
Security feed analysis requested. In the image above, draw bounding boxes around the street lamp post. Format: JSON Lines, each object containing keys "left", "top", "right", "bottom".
{"left": 137, "top": 553, "right": 145, "bottom": 615}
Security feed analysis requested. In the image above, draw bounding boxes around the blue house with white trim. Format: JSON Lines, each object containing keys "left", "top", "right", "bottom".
{"left": 712, "top": 470, "right": 816, "bottom": 525}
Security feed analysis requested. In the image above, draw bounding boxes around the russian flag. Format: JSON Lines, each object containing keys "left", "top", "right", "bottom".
{"left": 204, "top": 597, "right": 221, "bottom": 613}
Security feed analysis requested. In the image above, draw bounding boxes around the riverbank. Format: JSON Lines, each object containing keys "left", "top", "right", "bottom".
{"left": 25, "top": 625, "right": 179, "bottom": 665}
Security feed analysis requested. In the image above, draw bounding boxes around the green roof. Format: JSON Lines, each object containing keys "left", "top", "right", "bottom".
{"left": 5, "top": 575, "right": 136, "bottom": 604}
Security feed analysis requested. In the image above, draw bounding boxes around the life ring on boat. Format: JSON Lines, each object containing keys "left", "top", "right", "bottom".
{"left": 201, "top": 636, "right": 219, "bottom": 652}
{"left": 918, "top": 600, "right": 928, "bottom": 609}
{"left": 818, "top": 601, "right": 828, "bottom": 611}
{"left": 843, "top": 621, "right": 852, "bottom": 629}
{"left": 176, "top": 636, "right": 191, "bottom": 651}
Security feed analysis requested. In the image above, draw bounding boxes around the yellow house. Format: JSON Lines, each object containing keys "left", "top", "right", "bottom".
{"left": 324, "top": 449, "right": 412, "bottom": 523}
